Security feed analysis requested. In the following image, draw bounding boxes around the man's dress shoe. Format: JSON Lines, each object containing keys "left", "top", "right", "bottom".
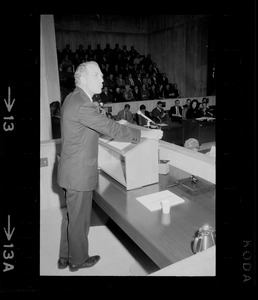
{"left": 69, "top": 255, "right": 101, "bottom": 272}
{"left": 57, "top": 258, "right": 68, "bottom": 269}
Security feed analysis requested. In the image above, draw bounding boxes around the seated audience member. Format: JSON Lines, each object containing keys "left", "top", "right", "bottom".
{"left": 169, "top": 99, "right": 183, "bottom": 123}
{"left": 144, "top": 73, "right": 152, "bottom": 88}
{"left": 112, "top": 64, "right": 120, "bottom": 78}
{"left": 151, "top": 101, "right": 166, "bottom": 123}
{"left": 116, "top": 104, "right": 134, "bottom": 123}
{"left": 134, "top": 73, "right": 142, "bottom": 87}
{"left": 133, "top": 85, "right": 142, "bottom": 101}
{"left": 60, "top": 54, "right": 73, "bottom": 72}
{"left": 62, "top": 44, "right": 73, "bottom": 60}
{"left": 163, "top": 83, "right": 174, "bottom": 98}
{"left": 136, "top": 104, "right": 151, "bottom": 126}
{"left": 113, "top": 87, "right": 125, "bottom": 102}
{"left": 116, "top": 73, "right": 126, "bottom": 91}
{"left": 85, "top": 44, "right": 94, "bottom": 60}
{"left": 140, "top": 83, "right": 150, "bottom": 100}
{"left": 104, "top": 73, "right": 116, "bottom": 95}
{"left": 183, "top": 98, "right": 191, "bottom": 109}
{"left": 170, "top": 83, "right": 180, "bottom": 98}
{"left": 182, "top": 98, "right": 191, "bottom": 119}
{"left": 184, "top": 138, "right": 200, "bottom": 151}
{"left": 200, "top": 100, "right": 213, "bottom": 117}
{"left": 186, "top": 99, "right": 202, "bottom": 119}
{"left": 125, "top": 73, "right": 135, "bottom": 88}
{"left": 123, "top": 85, "right": 135, "bottom": 101}
{"left": 76, "top": 44, "right": 86, "bottom": 61}
{"left": 133, "top": 53, "right": 142, "bottom": 66}
{"left": 149, "top": 84, "right": 159, "bottom": 100}
{"left": 100, "top": 86, "right": 113, "bottom": 104}
{"left": 160, "top": 73, "right": 169, "bottom": 87}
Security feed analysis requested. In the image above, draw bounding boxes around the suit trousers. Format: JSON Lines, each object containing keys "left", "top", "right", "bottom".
{"left": 59, "top": 189, "right": 93, "bottom": 265}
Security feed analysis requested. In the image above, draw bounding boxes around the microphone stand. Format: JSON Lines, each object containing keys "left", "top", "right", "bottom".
{"left": 137, "top": 110, "right": 160, "bottom": 129}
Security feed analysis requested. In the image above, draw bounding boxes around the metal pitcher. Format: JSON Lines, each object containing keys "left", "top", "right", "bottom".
{"left": 193, "top": 224, "right": 215, "bottom": 254}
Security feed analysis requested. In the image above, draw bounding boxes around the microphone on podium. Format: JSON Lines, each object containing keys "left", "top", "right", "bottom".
{"left": 137, "top": 110, "right": 159, "bottom": 128}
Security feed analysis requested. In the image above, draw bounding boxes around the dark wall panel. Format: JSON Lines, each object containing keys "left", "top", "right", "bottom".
{"left": 148, "top": 15, "right": 210, "bottom": 97}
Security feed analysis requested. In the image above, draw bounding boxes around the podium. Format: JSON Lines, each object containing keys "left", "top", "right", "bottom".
{"left": 98, "top": 124, "right": 159, "bottom": 190}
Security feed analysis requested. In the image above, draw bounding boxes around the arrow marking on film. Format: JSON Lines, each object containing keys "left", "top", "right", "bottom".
{"left": 4, "top": 215, "right": 15, "bottom": 241}
{"left": 4, "top": 86, "right": 15, "bottom": 112}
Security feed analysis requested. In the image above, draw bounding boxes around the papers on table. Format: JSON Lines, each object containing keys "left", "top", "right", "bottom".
{"left": 136, "top": 190, "right": 185, "bottom": 212}
{"left": 196, "top": 117, "right": 215, "bottom": 121}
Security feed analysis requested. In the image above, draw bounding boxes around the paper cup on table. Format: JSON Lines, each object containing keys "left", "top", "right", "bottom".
{"left": 161, "top": 199, "right": 171, "bottom": 214}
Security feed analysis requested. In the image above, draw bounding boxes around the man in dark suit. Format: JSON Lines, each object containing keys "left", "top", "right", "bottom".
{"left": 151, "top": 101, "right": 166, "bottom": 123}
{"left": 57, "top": 62, "right": 163, "bottom": 272}
{"left": 169, "top": 99, "right": 183, "bottom": 123}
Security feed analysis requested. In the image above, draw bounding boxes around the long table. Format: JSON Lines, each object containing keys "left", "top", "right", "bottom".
{"left": 93, "top": 165, "right": 215, "bottom": 269}
{"left": 182, "top": 119, "right": 216, "bottom": 145}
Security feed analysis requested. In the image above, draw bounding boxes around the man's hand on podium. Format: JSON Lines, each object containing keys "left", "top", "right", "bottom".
{"left": 141, "top": 129, "right": 163, "bottom": 140}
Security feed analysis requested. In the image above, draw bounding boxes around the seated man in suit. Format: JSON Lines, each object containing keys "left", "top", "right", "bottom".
{"left": 100, "top": 86, "right": 113, "bottom": 104}
{"left": 116, "top": 104, "right": 134, "bottom": 123}
{"left": 136, "top": 104, "right": 152, "bottom": 127}
{"left": 169, "top": 99, "right": 183, "bottom": 123}
{"left": 151, "top": 101, "right": 166, "bottom": 123}
{"left": 200, "top": 99, "right": 213, "bottom": 117}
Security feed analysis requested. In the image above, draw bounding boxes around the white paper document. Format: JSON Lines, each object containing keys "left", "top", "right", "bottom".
{"left": 136, "top": 190, "right": 185, "bottom": 212}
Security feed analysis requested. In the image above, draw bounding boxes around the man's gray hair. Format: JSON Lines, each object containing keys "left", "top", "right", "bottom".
{"left": 184, "top": 138, "right": 200, "bottom": 150}
{"left": 74, "top": 61, "right": 99, "bottom": 86}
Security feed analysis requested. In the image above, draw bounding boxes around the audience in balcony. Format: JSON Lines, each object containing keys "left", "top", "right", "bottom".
{"left": 62, "top": 44, "right": 73, "bottom": 60}
{"left": 132, "top": 85, "right": 142, "bottom": 101}
{"left": 170, "top": 83, "right": 180, "bottom": 98}
{"left": 134, "top": 73, "right": 142, "bottom": 87}
{"left": 104, "top": 73, "right": 116, "bottom": 94}
{"left": 149, "top": 84, "right": 159, "bottom": 100}
{"left": 60, "top": 54, "right": 73, "bottom": 73}
{"left": 58, "top": 43, "right": 182, "bottom": 104}
{"left": 116, "top": 73, "right": 126, "bottom": 91}
{"left": 123, "top": 85, "right": 135, "bottom": 101}
{"left": 113, "top": 87, "right": 125, "bottom": 103}
{"left": 140, "top": 83, "right": 150, "bottom": 100}
{"left": 125, "top": 73, "right": 135, "bottom": 88}
{"left": 163, "top": 83, "right": 174, "bottom": 99}
{"left": 100, "top": 86, "right": 113, "bottom": 104}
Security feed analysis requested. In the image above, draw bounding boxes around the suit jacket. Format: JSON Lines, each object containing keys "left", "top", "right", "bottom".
{"left": 169, "top": 106, "right": 183, "bottom": 118}
{"left": 100, "top": 91, "right": 113, "bottom": 103}
{"left": 57, "top": 87, "right": 140, "bottom": 191}
{"left": 151, "top": 107, "right": 165, "bottom": 123}
{"left": 116, "top": 109, "right": 134, "bottom": 123}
